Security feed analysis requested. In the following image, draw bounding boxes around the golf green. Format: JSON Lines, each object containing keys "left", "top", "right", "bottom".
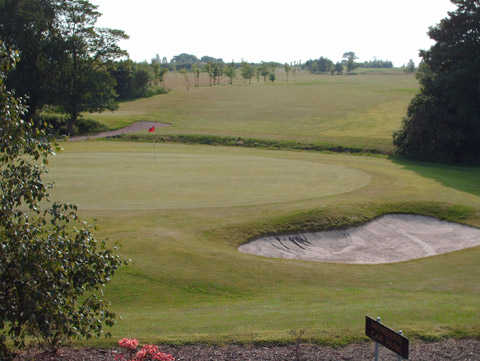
{"left": 48, "top": 143, "right": 370, "bottom": 209}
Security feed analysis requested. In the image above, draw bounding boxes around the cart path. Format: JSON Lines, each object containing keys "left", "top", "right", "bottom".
{"left": 69, "top": 121, "right": 170, "bottom": 141}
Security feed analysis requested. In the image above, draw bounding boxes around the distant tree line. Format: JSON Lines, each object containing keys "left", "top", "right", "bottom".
{"left": 303, "top": 52, "right": 394, "bottom": 74}
{"left": 151, "top": 52, "right": 293, "bottom": 87}
{"left": 359, "top": 59, "right": 393, "bottom": 68}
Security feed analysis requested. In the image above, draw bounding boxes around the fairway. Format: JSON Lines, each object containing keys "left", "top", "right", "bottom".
{"left": 48, "top": 143, "right": 370, "bottom": 209}
{"left": 89, "top": 71, "right": 418, "bottom": 153}
{"left": 48, "top": 141, "right": 480, "bottom": 345}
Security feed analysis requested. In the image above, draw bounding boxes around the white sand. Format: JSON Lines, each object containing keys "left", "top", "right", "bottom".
{"left": 238, "top": 214, "right": 480, "bottom": 264}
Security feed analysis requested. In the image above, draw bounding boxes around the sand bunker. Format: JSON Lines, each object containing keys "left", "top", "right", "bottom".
{"left": 238, "top": 214, "right": 480, "bottom": 264}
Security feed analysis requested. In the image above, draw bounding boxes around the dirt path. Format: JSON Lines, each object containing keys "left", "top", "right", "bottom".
{"left": 69, "top": 121, "right": 169, "bottom": 141}
{"left": 15, "top": 339, "right": 480, "bottom": 360}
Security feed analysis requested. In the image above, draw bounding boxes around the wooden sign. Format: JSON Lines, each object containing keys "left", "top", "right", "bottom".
{"left": 365, "top": 316, "right": 409, "bottom": 359}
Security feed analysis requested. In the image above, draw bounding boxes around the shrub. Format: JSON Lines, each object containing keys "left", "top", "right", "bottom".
{"left": 39, "top": 113, "right": 108, "bottom": 136}
{"left": 0, "top": 41, "right": 126, "bottom": 360}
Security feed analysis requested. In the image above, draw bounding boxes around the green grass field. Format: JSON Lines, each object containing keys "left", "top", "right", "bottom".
{"left": 49, "top": 141, "right": 480, "bottom": 346}
{"left": 89, "top": 70, "right": 418, "bottom": 153}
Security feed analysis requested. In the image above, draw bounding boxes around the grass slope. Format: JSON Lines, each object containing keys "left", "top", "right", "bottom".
{"left": 50, "top": 142, "right": 480, "bottom": 345}
{"left": 89, "top": 71, "right": 418, "bottom": 153}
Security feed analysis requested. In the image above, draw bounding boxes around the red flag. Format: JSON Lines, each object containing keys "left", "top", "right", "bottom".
{"left": 148, "top": 126, "right": 155, "bottom": 133}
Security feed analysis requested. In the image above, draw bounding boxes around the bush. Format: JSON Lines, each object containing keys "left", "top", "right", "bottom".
{"left": 39, "top": 114, "right": 108, "bottom": 136}
{"left": 0, "top": 41, "right": 126, "bottom": 360}
{"left": 144, "top": 86, "right": 168, "bottom": 98}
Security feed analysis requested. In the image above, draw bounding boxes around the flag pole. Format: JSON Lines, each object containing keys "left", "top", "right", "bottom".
{"left": 148, "top": 125, "right": 156, "bottom": 160}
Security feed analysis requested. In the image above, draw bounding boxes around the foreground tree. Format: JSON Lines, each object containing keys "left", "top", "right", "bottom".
{"left": 393, "top": 0, "right": 480, "bottom": 163}
{"left": 0, "top": 42, "right": 125, "bottom": 360}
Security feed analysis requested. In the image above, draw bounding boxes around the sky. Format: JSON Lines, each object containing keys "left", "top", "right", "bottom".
{"left": 92, "top": 0, "right": 456, "bottom": 67}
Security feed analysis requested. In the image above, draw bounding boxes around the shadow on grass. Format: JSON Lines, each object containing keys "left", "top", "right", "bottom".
{"left": 391, "top": 156, "right": 480, "bottom": 197}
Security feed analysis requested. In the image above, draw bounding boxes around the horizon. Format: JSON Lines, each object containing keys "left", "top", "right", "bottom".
{"left": 93, "top": 0, "right": 456, "bottom": 67}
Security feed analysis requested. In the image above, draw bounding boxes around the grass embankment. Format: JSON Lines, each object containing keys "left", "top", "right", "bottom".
{"left": 89, "top": 71, "right": 418, "bottom": 153}
{"left": 49, "top": 142, "right": 480, "bottom": 346}
{"left": 115, "top": 133, "right": 387, "bottom": 155}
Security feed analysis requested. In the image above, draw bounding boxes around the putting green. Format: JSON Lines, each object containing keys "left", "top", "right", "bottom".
{"left": 48, "top": 142, "right": 370, "bottom": 210}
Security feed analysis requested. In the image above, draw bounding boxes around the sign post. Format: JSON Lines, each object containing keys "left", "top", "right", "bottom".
{"left": 365, "top": 316, "right": 409, "bottom": 360}
{"left": 374, "top": 317, "right": 380, "bottom": 361}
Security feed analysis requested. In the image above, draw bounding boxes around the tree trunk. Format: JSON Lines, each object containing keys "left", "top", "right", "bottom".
{"left": 67, "top": 111, "right": 78, "bottom": 136}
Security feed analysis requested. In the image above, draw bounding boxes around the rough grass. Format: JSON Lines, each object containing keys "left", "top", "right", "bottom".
{"left": 49, "top": 142, "right": 480, "bottom": 346}
{"left": 89, "top": 70, "right": 418, "bottom": 153}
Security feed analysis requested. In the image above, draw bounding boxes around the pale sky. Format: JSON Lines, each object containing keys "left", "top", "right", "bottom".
{"left": 93, "top": 0, "right": 455, "bottom": 67}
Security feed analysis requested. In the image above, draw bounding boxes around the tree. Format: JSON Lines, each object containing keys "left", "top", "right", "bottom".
{"left": 342, "top": 51, "right": 358, "bottom": 73}
{"left": 255, "top": 66, "right": 261, "bottom": 82}
{"left": 192, "top": 64, "right": 200, "bottom": 87}
{"left": 109, "top": 60, "right": 134, "bottom": 100}
{"left": 151, "top": 54, "right": 161, "bottom": 64}
{"left": 0, "top": 41, "right": 125, "bottom": 361}
{"left": 0, "top": 0, "right": 61, "bottom": 119}
{"left": 204, "top": 62, "right": 214, "bottom": 86}
{"left": 171, "top": 53, "right": 199, "bottom": 68}
{"left": 291, "top": 63, "right": 297, "bottom": 80}
{"left": 360, "top": 58, "right": 393, "bottom": 68}
{"left": 200, "top": 55, "right": 223, "bottom": 63}
{"left": 284, "top": 63, "right": 291, "bottom": 82}
{"left": 259, "top": 64, "right": 270, "bottom": 82}
{"left": 131, "top": 69, "right": 151, "bottom": 97}
{"left": 394, "top": 0, "right": 480, "bottom": 163}
{"left": 224, "top": 62, "right": 236, "bottom": 85}
{"left": 52, "top": 0, "right": 128, "bottom": 135}
{"left": 240, "top": 62, "right": 254, "bottom": 84}
{"left": 334, "top": 62, "right": 344, "bottom": 75}
{"left": 404, "top": 59, "right": 416, "bottom": 73}
{"left": 212, "top": 62, "right": 223, "bottom": 85}
{"left": 0, "top": 0, "right": 128, "bottom": 133}
{"left": 152, "top": 63, "right": 168, "bottom": 87}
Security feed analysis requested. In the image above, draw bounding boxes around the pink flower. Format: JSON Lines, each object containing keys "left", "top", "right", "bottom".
{"left": 152, "top": 352, "right": 175, "bottom": 361}
{"left": 114, "top": 354, "right": 126, "bottom": 361}
{"left": 142, "top": 344, "right": 159, "bottom": 354}
{"left": 118, "top": 338, "right": 139, "bottom": 350}
{"left": 134, "top": 349, "right": 147, "bottom": 360}
{"left": 117, "top": 338, "right": 174, "bottom": 361}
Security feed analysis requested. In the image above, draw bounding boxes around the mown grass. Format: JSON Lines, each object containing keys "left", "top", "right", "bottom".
{"left": 89, "top": 70, "right": 418, "bottom": 153}
{"left": 49, "top": 141, "right": 480, "bottom": 346}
